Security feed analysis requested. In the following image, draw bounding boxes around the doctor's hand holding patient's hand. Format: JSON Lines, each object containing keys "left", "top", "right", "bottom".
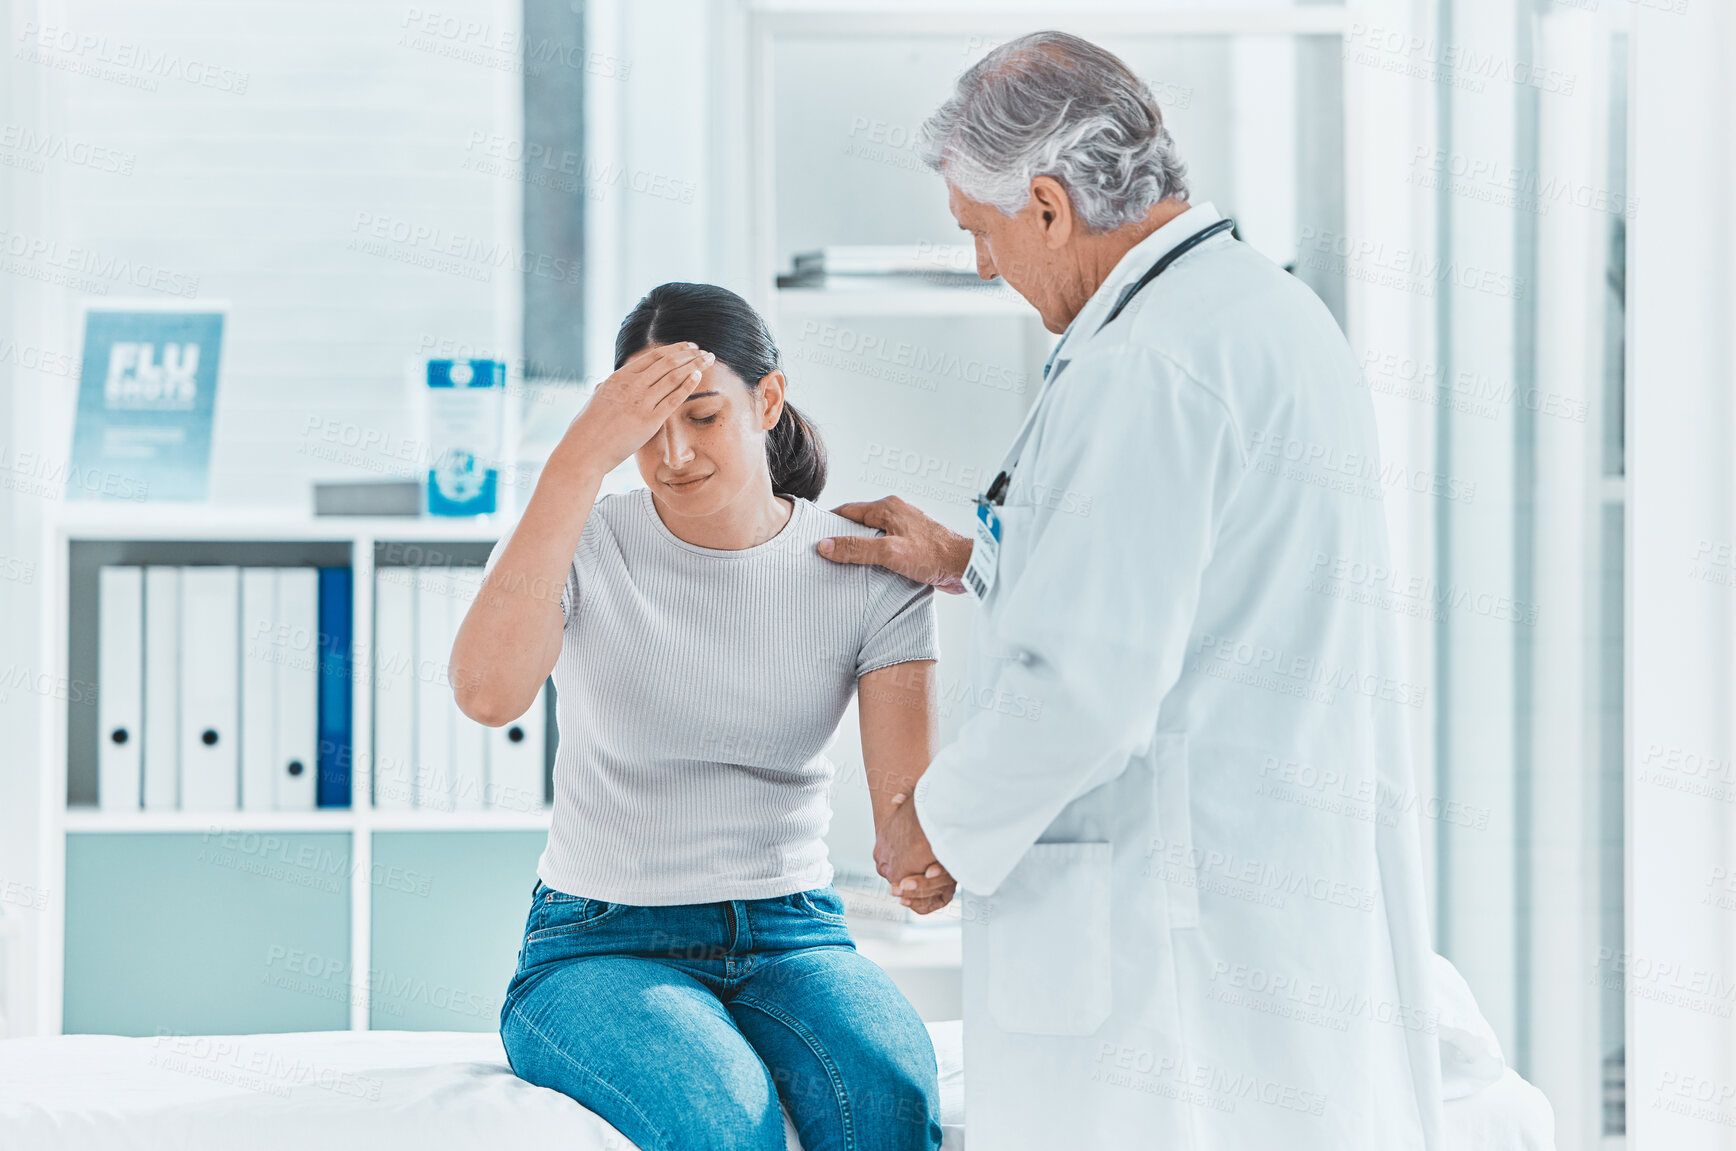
{"left": 567, "top": 342, "right": 715, "bottom": 468}
{"left": 876, "top": 792, "right": 957, "bottom": 914}
{"left": 818, "top": 496, "right": 973, "bottom": 594}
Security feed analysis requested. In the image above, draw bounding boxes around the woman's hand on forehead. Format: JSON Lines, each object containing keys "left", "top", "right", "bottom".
{"left": 570, "top": 342, "right": 716, "bottom": 471}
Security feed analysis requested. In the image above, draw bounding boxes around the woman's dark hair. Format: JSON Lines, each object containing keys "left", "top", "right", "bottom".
{"left": 614, "top": 282, "right": 827, "bottom": 502}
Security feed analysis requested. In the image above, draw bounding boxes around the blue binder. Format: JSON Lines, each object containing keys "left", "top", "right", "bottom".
{"left": 316, "top": 567, "right": 353, "bottom": 807}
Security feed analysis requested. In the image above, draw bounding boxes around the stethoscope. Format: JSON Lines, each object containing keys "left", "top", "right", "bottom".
{"left": 981, "top": 216, "right": 1237, "bottom": 508}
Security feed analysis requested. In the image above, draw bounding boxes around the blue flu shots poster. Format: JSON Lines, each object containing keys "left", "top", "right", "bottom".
{"left": 68, "top": 305, "right": 225, "bottom": 501}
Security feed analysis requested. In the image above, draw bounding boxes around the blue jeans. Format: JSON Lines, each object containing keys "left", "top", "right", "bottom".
{"left": 500, "top": 881, "right": 943, "bottom": 1151}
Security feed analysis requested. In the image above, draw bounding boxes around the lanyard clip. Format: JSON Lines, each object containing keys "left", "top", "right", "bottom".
{"left": 985, "top": 470, "right": 1010, "bottom": 507}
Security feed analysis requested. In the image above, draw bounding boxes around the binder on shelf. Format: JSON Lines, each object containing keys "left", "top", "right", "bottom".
{"left": 140, "top": 566, "right": 180, "bottom": 810}
{"left": 450, "top": 566, "right": 487, "bottom": 811}
{"left": 453, "top": 712, "right": 487, "bottom": 810}
{"left": 97, "top": 566, "right": 143, "bottom": 812}
{"left": 239, "top": 568, "right": 277, "bottom": 812}
{"left": 316, "top": 567, "right": 353, "bottom": 808}
{"left": 372, "top": 569, "right": 416, "bottom": 811}
{"left": 276, "top": 569, "right": 319, "bottom": 811}
{"left": 179, "top": 566, "right": 240, "bottom": 812}
{"left": 413, "top": 566, "right": 455, "bottom": 811}
{"left": 488, "top": 681, "right": 547, "bottom": 813}
{"left": 789, "top": 244, "right": 978, "bottom": 278}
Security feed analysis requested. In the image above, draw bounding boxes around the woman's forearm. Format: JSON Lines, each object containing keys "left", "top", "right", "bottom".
{"left": 452, "top": 435, "right": 606, "bottom": 725}
{"left": 859, "top": 660, "right": 955, "bottom": 910}
{"left": 857, "top": 661, "right": 939, "bottom": 832}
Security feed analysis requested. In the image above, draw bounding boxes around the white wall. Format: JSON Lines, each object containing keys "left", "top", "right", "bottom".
{"left": 0, "top": 0, "right": 520, "bottom": 1036}
{"left": 0, "top": 0, "right": 40, "bottom": 1039}
{"left": 17, "top": 0, "right": 521, "bottom": 508}
{"left": 1, "top": 0, "right": 58, "bottom": 1039}
{"left": 1628, "top": 3, "right": 1736, "bottom": 1148}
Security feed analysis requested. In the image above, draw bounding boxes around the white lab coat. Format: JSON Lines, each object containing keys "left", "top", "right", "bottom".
{"left": 912, "top": 202, "right": 1443, "bottom": 1150}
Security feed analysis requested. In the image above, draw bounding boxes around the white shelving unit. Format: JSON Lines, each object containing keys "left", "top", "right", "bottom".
{"left": 58, "top": 810, "right": 554, "bottom": 834}
{"left": 35, "top": 506, "right": 549, "bottom": 1035}
{"left": 775, "top": 285, "right": 1031, "bottom": 317}
{"left": 35, "top": 502, "right": 963, "bottom": 1026}
{"left": 742, "top": 0, "right": 1349, "bottom": 317}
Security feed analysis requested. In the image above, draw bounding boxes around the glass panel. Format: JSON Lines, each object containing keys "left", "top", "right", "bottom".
{"left": 369, "top": 830, "right": 545, "bottom": 1030}
{"left": 1601, "top": 37, "right": 1627, "bottom": 481}
{"left": 1598, "top": 33, "right": 1627, "bottom": 1139}
{"left": 64, "top": 832, "right": 351, "bottom": 1035}
{"left": 521, "top": 0, "right": 586, "bottom": 386}
{"left": 1599, "top": 499, "right": 1625, "bottom": 1137}
{"left": 1421, "top": 8, "right": 1629, "bottom": 1147}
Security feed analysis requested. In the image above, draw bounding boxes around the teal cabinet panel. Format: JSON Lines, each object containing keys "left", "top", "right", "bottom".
{"left": 369, "top": 831, "right": 543, "bottom": 1031}
{"left": 64, "top": 832, "right": 352, "bottom": 1036}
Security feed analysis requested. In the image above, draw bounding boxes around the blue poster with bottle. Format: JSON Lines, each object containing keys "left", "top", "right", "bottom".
{"left": 68, "top": 305, "right": 225, "bottom": 501}
{"left": 426, "top": 358, "right": 504, "bottom": 516}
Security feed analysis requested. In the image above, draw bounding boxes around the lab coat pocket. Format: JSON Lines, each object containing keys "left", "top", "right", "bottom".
{"left": 1153, "top": 732, "right": 1198, "bottom": 930}
{"left": 988, "top": 841, "right": 1112, "bottom": 1036}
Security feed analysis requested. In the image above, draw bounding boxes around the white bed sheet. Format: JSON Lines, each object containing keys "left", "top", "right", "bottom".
{"left": 1445, "top": 1067, "right": 1558, "bottom": 1151}
{"left": 0, "top": 1019, "right": 1552, "bottom": 1151}
{"left": 0, "top": 1023, "right": 964, "bottom": 1151}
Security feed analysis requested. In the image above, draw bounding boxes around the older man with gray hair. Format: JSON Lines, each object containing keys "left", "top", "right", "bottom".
{"left": 819, "top": 31, "right": 1443, "bottom": 1150}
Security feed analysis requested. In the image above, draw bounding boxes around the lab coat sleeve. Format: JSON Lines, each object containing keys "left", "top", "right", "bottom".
{"left": 913, "top": 342, "right": 1247, "bottom": 895}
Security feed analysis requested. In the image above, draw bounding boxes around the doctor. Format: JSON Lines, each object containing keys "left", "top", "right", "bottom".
{"left": 817, "top": 31, "right": 1443, "bottom": 1150}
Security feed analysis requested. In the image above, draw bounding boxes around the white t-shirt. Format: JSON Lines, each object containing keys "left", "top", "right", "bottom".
{"left": 483, "top": 487, "right": 938, "bottom": 904}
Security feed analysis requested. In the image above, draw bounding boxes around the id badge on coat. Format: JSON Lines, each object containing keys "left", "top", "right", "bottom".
{"left": 964, "top": 498, "right": 1001, "bottom": 601}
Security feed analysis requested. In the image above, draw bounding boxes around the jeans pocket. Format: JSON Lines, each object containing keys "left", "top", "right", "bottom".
{"left": 793, "top": 887, "right": 850, "bottom": 925}
{"left": 987, "top": 842, "right": 1112, "bottom": 1036}
{"left": 527, "top": 892, "right": 626, "bottom": 942}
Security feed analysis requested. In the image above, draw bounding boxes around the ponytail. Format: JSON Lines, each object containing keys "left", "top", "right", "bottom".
{"left": 766, "top": 401, "right": 827, "bottom": 502}
{"left": 616, "top": 281, "right": 830, "bottom": 502}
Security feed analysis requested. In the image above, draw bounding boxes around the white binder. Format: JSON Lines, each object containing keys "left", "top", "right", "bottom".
{"left": 179, "top": 566, "right": 240, "bottom": 811}
{"left": 97, "top": 566, "right": 144, "bottom": 811}
{"left": 239, "top": 568, "right": 277, "bottom": 812}
{"left": 275, "top": 569, "right": 319, "bottom": 811}
{"left": 372, "top": 569, "right": 416, "bottom": 810}
{"left": 141, "top": 566, "right": 181, "bottom": 811}
{"left": 488, "top": 681, "right": 547, "bottom": 813}
{"left": 453, "top": 712, "right": 488, "bottom": 810}
{"left": 413, "top": 567, "right": 455, "bottom": 811}
{"left": 449, "top": 566, "right": 487, "bottom": 811}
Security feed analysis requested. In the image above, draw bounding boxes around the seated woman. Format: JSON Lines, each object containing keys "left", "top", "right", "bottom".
{"left": 453, "top": 282, "right": 954, "bottom": 1151}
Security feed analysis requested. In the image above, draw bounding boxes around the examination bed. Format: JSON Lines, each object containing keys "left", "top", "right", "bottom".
{"left": 2, "top": 974, "right": 1556, "bottom": 1151}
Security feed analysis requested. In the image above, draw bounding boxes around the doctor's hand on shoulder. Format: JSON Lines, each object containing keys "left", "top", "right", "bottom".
{"left": 818, "top": 495, "right": 973, "bottom": 595}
